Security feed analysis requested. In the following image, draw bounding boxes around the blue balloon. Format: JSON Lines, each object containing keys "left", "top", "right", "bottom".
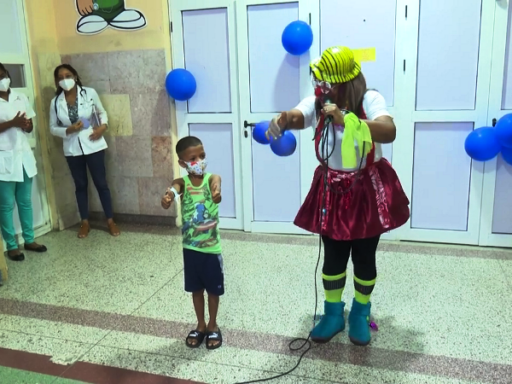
{"left": 464, "top": 127, "right": 501, "bottom": 161}
{"left": 501, "top": 146, "right": 512, "bottom": 166}
{"left": 270, "top": 131, "right": 297, "bottom": 157}
{"left": 165, "top": 69, "right": 196, "bottom": 101}
{"left": 253, "top": 121, "right": 270, "bottom": 145}
{"left": 495, "top": 113, "right": 512, "bottom": 148}
{"left": 282, "top": 20, "right": 313, "bottom": 56}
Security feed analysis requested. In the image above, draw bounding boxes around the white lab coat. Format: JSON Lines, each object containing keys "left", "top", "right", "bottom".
{"left": 49, "top": 86, "right": 109, "bottom": 157}
{"left": 0, "top": 90, "right": 37, "bottom": 183}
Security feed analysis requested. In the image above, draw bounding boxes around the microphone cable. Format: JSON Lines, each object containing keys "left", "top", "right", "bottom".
{"left": 235, "top": 108, "right": 365, "bottom": 384}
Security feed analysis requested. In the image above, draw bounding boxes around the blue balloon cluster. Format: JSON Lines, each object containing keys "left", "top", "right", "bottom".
{"left": 252, "top": 121, "right": 297, "bottom": 157}
{"left": 165, "top": 69, "right": 197, "bottom": 101}
{"left": 282, "top": 20, "right": 313, "bottom": 56}
{"left": 465, "top": 113, "right": 512, "bottom": 165}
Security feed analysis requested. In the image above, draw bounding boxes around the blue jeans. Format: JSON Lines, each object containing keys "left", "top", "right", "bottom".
{"left": 66, "top": 150, "right": 113, "bottom": 220}
{"left": 0, "top": 169, "right": 34, "bottom": 251}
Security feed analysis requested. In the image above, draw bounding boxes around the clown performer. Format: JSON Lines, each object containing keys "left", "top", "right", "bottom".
{"left": 267, "top": 46, "right": 410, "bottom": 346}
{"left": 75, "top": 0, "right": 147, "bottom": 35}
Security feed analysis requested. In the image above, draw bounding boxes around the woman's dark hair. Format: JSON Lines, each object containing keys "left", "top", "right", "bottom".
{"left": 53, "top": 64, "right": 86, "bottom": 97}
{"left": 53, "top": 64, "right": 87, "bottom": 126}
{"left": 315, "top": 72, "right": 368, "bottom": 118}
{"left": 0, "top": 63, "right": 9, "bottom": 79}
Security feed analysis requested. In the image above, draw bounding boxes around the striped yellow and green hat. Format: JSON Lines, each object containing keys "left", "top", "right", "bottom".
{"left": 310, "top": 46, "right": 361, "bottom": 84}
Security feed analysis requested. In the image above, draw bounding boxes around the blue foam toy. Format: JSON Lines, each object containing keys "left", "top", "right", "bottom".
{"left": 80, "top": 117, "right": 90, "bottom": 129}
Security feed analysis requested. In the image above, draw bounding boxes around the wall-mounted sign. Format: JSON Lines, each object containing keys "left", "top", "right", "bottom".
{"left": 75, "top": 0, "right": 147, "bottom": 35}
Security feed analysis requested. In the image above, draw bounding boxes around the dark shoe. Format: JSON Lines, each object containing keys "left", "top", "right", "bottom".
{"left": 24, "top": 244, "right": 47, "bottom": 253}
{"left": 185, "top": 330, "right": 206, "bottom": 348}
{"left": 7, "top": 252, "right": 25, "bottom": 262}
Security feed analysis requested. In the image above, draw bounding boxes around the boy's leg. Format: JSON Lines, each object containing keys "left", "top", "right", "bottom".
{"left": 184, "top": 249, "right": 207, "bottom": 347}
{"left": 203, "top": 254, "right": 224, "bottom": 348}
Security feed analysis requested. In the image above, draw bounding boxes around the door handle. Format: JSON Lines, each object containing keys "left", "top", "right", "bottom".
{"left": 492, "top": 118, "right": 497, "bottom": 127}
{"left": 244, "top": 120, "right": 255, "bottom": 128}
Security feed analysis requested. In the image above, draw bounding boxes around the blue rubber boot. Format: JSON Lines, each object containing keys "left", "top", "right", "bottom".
{"left": 311, "top": 301, "right": 345, "bottom": 343}
{"left": 348, "top": 299, "right": 372, "bottom": 346}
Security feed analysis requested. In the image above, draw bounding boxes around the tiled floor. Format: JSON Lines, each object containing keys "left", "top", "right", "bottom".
{"left": 0, "top": 223, "right": 511, "bottom": 384}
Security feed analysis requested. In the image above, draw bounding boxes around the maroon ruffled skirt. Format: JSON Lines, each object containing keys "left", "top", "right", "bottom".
{"left": 294, "top": 159, "right": 410, "bottom": 240}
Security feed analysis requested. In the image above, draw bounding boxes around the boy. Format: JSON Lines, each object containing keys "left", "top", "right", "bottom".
{"left": 161, "top": 136, "right": 223, "bottom": 350}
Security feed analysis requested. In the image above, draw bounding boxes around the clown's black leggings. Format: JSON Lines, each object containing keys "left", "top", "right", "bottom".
{"left": 321, "top": 235, "right": 380, "bottom": 304}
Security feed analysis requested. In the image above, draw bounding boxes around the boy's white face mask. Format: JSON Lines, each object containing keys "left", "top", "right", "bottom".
{"left": 185, "top": 159, "right": 208, "bottom": 176}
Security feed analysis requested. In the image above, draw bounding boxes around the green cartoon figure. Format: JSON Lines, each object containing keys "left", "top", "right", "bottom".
{"left": 75, "top": 0, "right": 146, "bottom": 35}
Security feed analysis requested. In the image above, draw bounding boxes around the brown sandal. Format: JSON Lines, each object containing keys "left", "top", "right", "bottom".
{"left": 108, "top": 221, "right": 120, "bottom": 237}
{"left": 78, "top": 223, "right": 90, "bottom": 238}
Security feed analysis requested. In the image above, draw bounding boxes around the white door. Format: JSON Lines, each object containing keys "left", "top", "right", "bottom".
{"left": 236, "top": 0, "right": 316, "bottom": 234}
{"left": 170, "top": 0, "right": 244, "bottom": 230}
{"left": 479, "top": 0, "right": 512, "bottom": 247}
{"left": 0, "top": 0, "right": 51, "bottom": 247}
{"left": 392, "top": 0, "right": 496, "bottom": 245}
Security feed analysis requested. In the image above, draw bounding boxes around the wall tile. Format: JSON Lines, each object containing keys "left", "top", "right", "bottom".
{"left": 87, "top": 80, "right": 111, "bottom": 94}
{"left": 63, "top": 53, "right": 110, "bottom": 83}
{"left": 110, "top": 176, "right": 140, "bottom": 215}
{"left": 138, "top": 177, "right": 174, "bottom": 216}
{"left": 130, "top": 90, "right": 171, "bottom": 137}
{"left": 115, "top": 136, "right": 153, "bottom": 177}
{"left": 101, "top": 94, "right": 133, "bottom": 136}
{"left": 151, "top": 136, "right": 173, "bottom": 178}
{"left": 143, "top": 50, "right": 166, "bottom": 91}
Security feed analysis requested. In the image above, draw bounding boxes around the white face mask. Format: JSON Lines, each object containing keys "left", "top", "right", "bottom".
{"left": 59, "top": 78, "right": 76, "bottom": 91}
{"left": 185, "top": 159, "right": 208, "bottom": 176}
{"left": 0, "top": 78, "right": 10, "bottom": 92}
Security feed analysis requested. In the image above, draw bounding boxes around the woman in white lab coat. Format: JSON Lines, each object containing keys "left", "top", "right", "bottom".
{"left": 49, "top": 64, "right": 120, "bottom": 238}
{"left": 0, "top": 63, "right": 47, "bottom": 261}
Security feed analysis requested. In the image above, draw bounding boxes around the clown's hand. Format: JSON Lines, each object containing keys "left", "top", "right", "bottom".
{"left": 266, "top": 112, "right": 287, "bottom": 140}
{"left": 77, "top": 0, "right": 94, "bottom": 16}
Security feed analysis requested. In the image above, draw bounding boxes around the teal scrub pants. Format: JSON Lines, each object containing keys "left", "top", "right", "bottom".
{"left": 0, "top": 169, "right": 34, "bottom": 251}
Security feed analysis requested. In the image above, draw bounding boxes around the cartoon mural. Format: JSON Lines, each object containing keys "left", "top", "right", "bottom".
{"left": 75, "top": 0, "right": 147, "bottom": 35}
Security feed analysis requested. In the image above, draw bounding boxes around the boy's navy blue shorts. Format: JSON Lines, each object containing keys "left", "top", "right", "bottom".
{"left": 183, "top": 248, "right": 224, "bottom": 296}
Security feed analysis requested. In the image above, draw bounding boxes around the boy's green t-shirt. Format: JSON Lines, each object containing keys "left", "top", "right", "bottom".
{"left": 181, "top": 173, "right": 222, "bottom": 254}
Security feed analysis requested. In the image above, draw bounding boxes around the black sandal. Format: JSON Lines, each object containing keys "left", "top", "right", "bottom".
{"left": 185, "top": 330, "right": 206, "bottom": 348}
{"left": 206, "top": 329, "right": 223, "bottom": 350}
{"left": 24, "top": 244, "right": 47, "bottom": 253}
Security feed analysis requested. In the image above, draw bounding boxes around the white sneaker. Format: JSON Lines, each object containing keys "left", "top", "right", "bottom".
{"left": 76, "top": 15, "right": 108, "bottom": 35}
{"left": 109, "top": 9, "right": 147, "bottom": 31}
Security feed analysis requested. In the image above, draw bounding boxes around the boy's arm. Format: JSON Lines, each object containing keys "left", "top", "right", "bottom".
{"left": 167, "top": 178, "right": 185, "bottom": 201}
{"left": 162, "top": 178, "right": 184, "bottom": 209}
{"left": 209, "top": 174, "right": 222, "bottom": 204}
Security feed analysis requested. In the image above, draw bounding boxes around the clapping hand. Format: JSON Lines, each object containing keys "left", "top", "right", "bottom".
{"left": 11, "top": 112, "right": 29, "bottom": 129}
